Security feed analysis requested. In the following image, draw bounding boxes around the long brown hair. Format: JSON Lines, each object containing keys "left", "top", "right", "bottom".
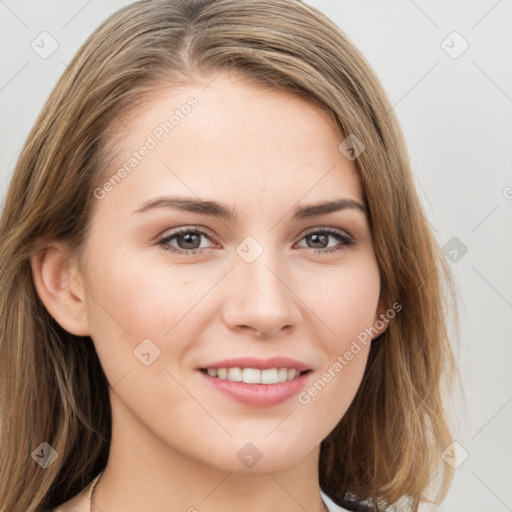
{"left": 0, "top": 1, "right": 459, "bottom": 511}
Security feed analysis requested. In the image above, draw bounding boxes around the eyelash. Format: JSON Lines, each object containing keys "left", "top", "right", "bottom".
{"left": 157, "top": 226, "right": 356, "bottom": 257}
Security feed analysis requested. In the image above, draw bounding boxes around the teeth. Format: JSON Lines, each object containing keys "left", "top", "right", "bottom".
{"left": 227, "top": 367, "right": 242, "bottom": 381}
{"left": 277, "top": 368, "right": 288, "bottom": 382}
{"left": 205, "top": 367, "right": 303, "bottom": 384}
{"left": 261, "top": 368, "right": 278, "bottom": 384}
{"left": 242, "top": 368, "right": 261, "bottom": 384}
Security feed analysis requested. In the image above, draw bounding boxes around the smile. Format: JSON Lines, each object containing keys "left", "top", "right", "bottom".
{"left": 200, "top": 367, "right": 306, "bottom": 384}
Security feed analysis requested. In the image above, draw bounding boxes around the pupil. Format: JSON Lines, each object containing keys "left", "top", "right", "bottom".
{"left": 309, "top": 233, "right": 327, "bottom": 248}
{"left": 179, "top": 233, "right": 200, "bottom": 249}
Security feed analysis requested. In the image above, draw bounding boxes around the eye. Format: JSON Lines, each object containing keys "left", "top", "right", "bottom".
{"left": 295, "top": 228, "right": 355, "bottom": 254}
{"left": 157, "top": 227, "right": 216, "bottom": 256}
{"left": 157, "top": 226, "right": 355, "bottom": 257}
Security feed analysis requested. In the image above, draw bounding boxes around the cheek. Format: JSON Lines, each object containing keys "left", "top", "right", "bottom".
{"left": 82, "top": 248, "right": 224, "bottom": 379}
{"left": 298, "top": 257, "right": 381, "bottom": 345}
{"left": 292, "top": 259, "right": 379, "bottom": 420}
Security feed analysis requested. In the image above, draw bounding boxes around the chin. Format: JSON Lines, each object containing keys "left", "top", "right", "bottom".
{"left": 195, "top": 437, "right": 317, "bottom": 474}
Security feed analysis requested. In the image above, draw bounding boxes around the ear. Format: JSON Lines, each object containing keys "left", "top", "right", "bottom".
{"left": 30, "top": 242, "right": 90, "bottom": 336}
{"left": 371, "top": 295, "right": 391, "bottom": 340}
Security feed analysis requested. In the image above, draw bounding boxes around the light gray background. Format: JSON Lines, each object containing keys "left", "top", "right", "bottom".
{"left": 1, "top": 1, "right": 511, "bottom": 511}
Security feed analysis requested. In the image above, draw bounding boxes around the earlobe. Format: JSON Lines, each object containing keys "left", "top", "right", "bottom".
{"left": 372, "top": 296, "right": 391, "bottom": 340}
{"left": 30, "top": 242, "right": 90, "bottom": 336}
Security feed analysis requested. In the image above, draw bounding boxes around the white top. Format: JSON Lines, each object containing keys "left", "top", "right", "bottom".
{"left": 321, "top": 489, "right": 351, "bottom": 511}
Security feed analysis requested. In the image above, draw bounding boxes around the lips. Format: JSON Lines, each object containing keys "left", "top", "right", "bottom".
{"left": 200, "top": 356, "right": 311, "bottom": 372}
{"left": 198, "top": 357, "right": 312, "bottom": 406}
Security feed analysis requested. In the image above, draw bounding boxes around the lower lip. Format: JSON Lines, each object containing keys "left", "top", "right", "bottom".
{"left": 199, "top": 370, "right": 311, "bottom": 406}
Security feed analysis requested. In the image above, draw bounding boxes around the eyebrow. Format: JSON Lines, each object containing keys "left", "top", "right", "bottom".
{"left": 132, "top": 195, "right": 367, "bottom": 220}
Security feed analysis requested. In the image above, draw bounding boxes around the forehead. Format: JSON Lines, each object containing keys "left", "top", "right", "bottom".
{"left": 94, "top": 72, "right": 363, "bottom": 217}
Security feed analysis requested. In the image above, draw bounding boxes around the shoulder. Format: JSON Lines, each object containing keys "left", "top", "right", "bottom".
{"left": 321, "top": 489, "right": 353, "bottom": 511}
{"left": 38, "top": 506, "right": 80, "bottom": 512}
{"left": 37, "top": 488, "right": 90, "bottom": 512}
{"left": 39, "top": 502, "right": 86, "bottom": 512}
{"left": 320, "top": 488, "right": 384, "bottom": 512}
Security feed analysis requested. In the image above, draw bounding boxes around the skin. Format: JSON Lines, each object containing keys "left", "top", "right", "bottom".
{"left": 32, "top": 71, "right": 387, "bottom": 512}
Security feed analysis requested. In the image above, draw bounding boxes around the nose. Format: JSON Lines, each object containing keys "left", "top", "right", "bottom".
{"left": 221, "top": 248, "right": 302, "bottom": 338}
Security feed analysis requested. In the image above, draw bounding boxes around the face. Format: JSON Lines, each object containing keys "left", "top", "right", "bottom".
{"left": 76, "top": 72, "right": 385, "bottom": 473}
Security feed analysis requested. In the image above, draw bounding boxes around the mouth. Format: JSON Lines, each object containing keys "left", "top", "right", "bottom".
{"left": 197, "top": 358, "right": 313, "bottom": 406}
{"left": 199, "top": 367, "right": 310, "bottom": 384}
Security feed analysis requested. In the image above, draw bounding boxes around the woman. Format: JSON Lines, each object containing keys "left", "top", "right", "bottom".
{"left": 0, "top": 1, "right": 458, "bottom": 511}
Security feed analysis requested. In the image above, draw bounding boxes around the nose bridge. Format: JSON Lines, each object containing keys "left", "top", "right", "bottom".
{"left": 222, "top": 236, "right": 301, "bottom": 335}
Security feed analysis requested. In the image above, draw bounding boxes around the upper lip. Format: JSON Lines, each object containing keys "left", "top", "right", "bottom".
{"left": 199, "top": 357, "right": 311, "bottom": 372}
